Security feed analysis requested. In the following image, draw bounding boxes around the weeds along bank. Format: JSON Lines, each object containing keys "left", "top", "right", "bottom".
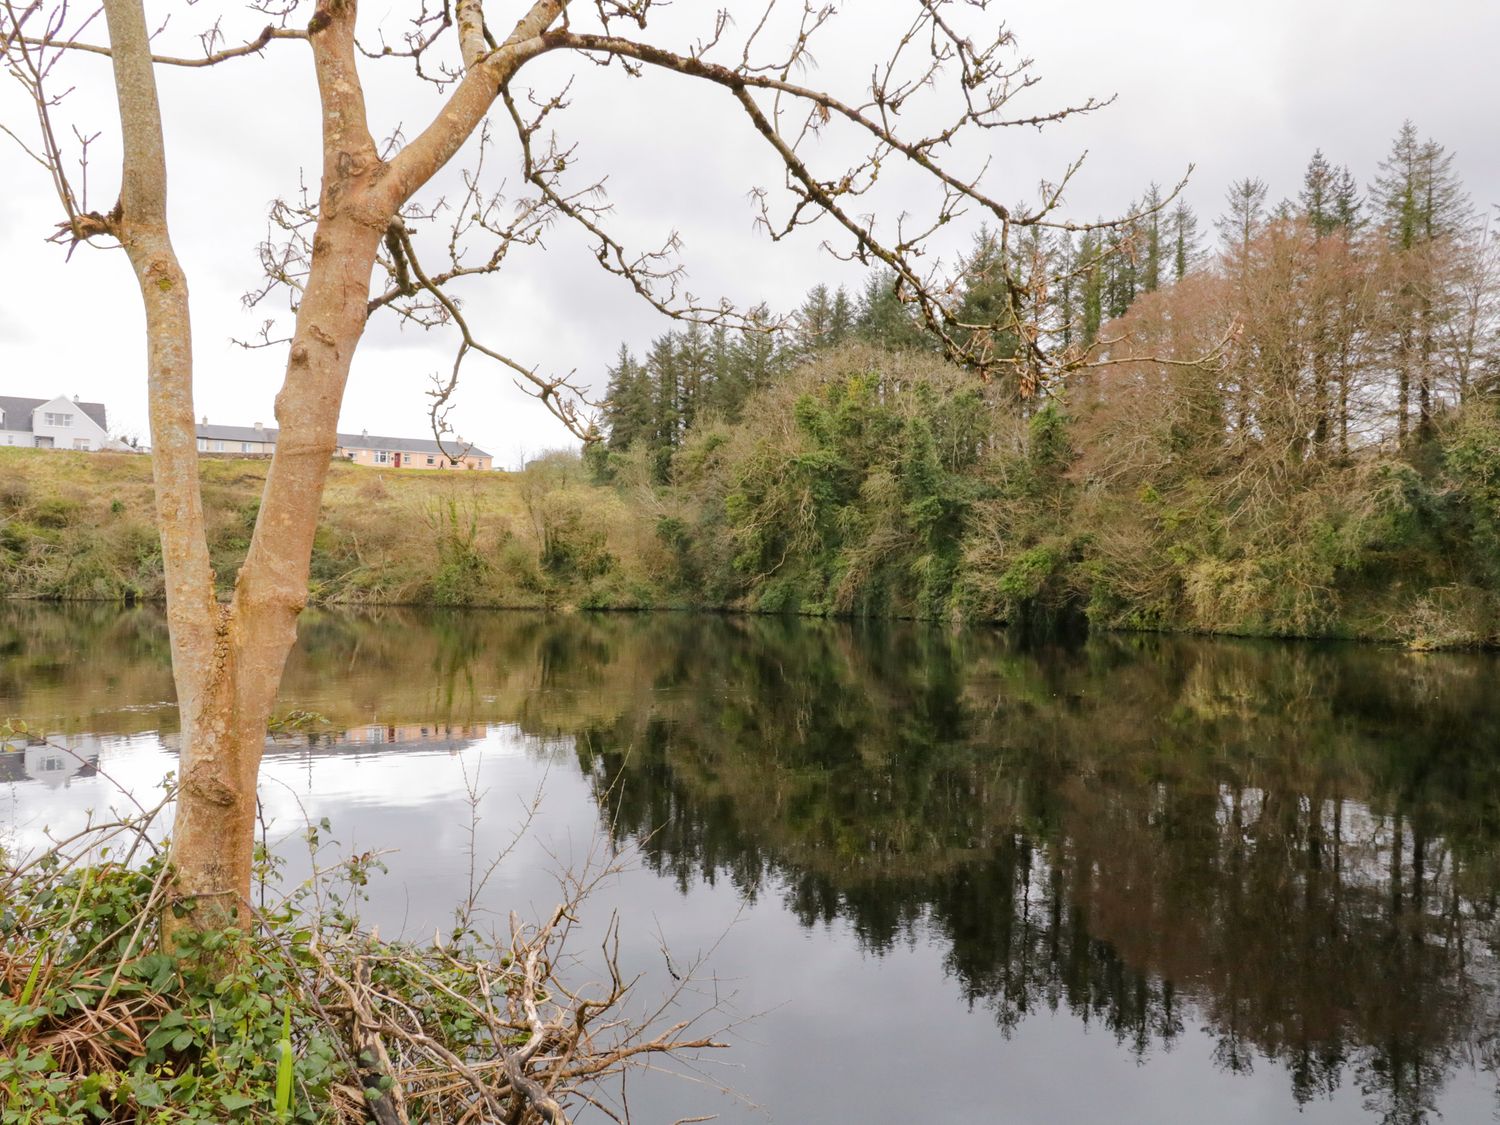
{"left": 4, "top": 342, "right": 1500, "bottom": 647}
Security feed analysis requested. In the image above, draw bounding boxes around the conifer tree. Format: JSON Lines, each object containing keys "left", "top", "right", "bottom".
{"left": 1331, "top": 167, "right": 1363, "bottom": 230}
{"left": 856, "top": 270, "right": 928, "bottom": 351}
{"left": 1372, "top": 121, "right": 1469, "bottom": 250}
{"left": 1077, "top": 230, "right": 1105, "bottom": 345}
{"left": 1218, "top": 177, "right": 1269, "bottom": 259}
{"left": 602, "top": 344, "right": 653, "bottom": 451}
{"left": 1371, "top": 122, "right": 1473, "bottom": 437}
{"left": 794, "top": 284, "right": 837, "bottom": 358}
{"left": 676, "top": 323, "right": 712, "bottom": 433}
{"left": 1300, "top": 150, "right": 1339, "bottom": 236}
{"left": 955, "top": 227, "right": 1025, "bottom": 387}
{"left": 647, "top": 332, "right": 683, "bottom": 456}
{"left": 1141, "top": 184, "right": 1165, "bottom": 293}
{"left": 1170, "top": 200, "right": 1202, "bottom": 281}
{"left": 829, "top": 287, "right": 856, "bottom": 347}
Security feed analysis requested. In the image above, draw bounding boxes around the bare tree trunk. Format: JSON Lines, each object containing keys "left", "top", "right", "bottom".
{"left": 167, "top": 2, "right": 386, "bottom": 926}
{"left": 100, "top": 0, "right": 568, "bottom": 925}
{"left": 101, "top": 0, "right": 225, "bottom": 925}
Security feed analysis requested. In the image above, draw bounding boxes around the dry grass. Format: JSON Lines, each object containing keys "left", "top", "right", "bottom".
{"left": 0, "top": 449, "right": 672, "bottom": 610}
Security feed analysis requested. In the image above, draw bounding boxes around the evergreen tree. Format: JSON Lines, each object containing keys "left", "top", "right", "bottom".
{"left": 1217, "top": 177, "right": 1269, "bottom": 258}
{"left": 794, "top": 284, "right": 837, "bottom": 358}
{"left": 1370, "top": 123, "right": 1473, "bottom": 438}
{"left": 1077, "top": 230, "right": 1105, "bottom": 345}
{"left": 602, "top": 344, "right": 651, "bottom": 450}
{"left": 829, "top": 286, "right": 856, "bottom": 347}
{"left": 1331, "top": 166, "right": 1363, "bottom": 230}
{"left": 955, "top": 226, "right": 1023, "bottom": 382}
{"left": 1300, "top": 150, "right": 1339, "bottom": 236}
{"left": 856, "top": 270, "right": 928, "bottom": 351}
{"left": 1102, "top": 217, "right": 1138, "bottom": 320}
{"left": 646, "top": 332, "right": 682, "bottom": 454}
{"left": 1141, "top": 184, "right": 1165, "bottom": 293}
{"left": 1052, "top": 231, "right": 1078, "bottom": 352}
{"left": 676, "top": 323, "right": 712, "bottom": 433}
{"left": 1170, "top": 199, "right": 1202, "bottom": 281}
{"left": 1372, "top": 122, "right": 1470, "bottom": 249}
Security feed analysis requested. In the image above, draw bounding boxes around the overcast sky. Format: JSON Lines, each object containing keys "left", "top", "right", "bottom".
{"left": 3, "top": 0, "right": 1498, "bottom": 467}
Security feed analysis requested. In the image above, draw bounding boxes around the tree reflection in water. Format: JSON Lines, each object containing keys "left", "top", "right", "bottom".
{"left": 566, "top": 618, "right": 1500, "bottom": 1124}
{"left": 6, "top": 604, "right": 1500, "bottom": 1122}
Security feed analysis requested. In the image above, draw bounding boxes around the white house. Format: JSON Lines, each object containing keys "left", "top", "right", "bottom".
{"left": 0, "top": 394, "right": 125, "bottom": 451}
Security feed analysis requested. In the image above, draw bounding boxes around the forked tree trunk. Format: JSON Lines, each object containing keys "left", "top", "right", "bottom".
{"left": 169, "top": 212, "right": 384, "bottom": 929}
{"left": 98, "top": 0, "right": 568, "bottom": 929}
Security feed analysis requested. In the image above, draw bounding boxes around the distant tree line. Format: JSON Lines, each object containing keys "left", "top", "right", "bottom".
{"left": 600, "top": 121, "right": 1494, "bottom": 476}
{"left": 598, "top": 187, "right": 1211, "bottom": 479}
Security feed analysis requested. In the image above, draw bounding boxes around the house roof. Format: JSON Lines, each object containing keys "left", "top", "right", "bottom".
{"left": 0, "top": 396, "right": 108, "bottom": 433}
{"left": 335, "top": 432, "right": 491, "bottom": 458}
{"left": 195, "top": 422, "right": 489, "bottom": 458}
{"left": 197, "top": 424, "right": 277, "bottom": 443}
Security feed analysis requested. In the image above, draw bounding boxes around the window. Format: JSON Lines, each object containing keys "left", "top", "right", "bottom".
{"left": 197, "top": 439, "right": 207, "bottom": 451}
{"left": 214, "top": 441, "right": 225, "bottom": 452}
{"left": 374, "top": 450, "right": 389, "bottom": 465}
{"left": 242, "top": 442, "right": 254, "bottom": 452}
{"left": 73, "top": 438, "right": 90, "bottom": 450}
{"left": 43, "top": 412, "right": 73, "bottom": 427}
{"left": 425, "top": 456, "right": 435, "bottom": 466}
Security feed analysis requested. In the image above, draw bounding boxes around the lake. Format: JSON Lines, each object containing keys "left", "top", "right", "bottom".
{"left": 4, "top": 602, "right": 1500, "bottom": 1124}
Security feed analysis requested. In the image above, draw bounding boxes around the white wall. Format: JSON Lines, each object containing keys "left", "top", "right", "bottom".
{"left": 0, "top": 429, "right": 35, "bottom": 448}
{"left": 28, "top": 396, "right": 113, "bottom": 451}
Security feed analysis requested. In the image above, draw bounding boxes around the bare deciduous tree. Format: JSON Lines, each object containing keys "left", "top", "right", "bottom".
{"left": 1, "top": 0, "right": 1129, "bottom": 921}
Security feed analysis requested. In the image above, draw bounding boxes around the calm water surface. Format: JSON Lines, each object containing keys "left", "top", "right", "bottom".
{"left": 4, "top": 603, "right": 1500, "bottom": 1124}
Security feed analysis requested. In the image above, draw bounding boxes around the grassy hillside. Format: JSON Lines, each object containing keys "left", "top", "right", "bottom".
{"left": 0, "top": 448, "right": 674, "bottom": 610}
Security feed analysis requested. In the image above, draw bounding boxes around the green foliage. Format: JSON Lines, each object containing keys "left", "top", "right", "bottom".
{"left": 430, "top": 496, "right": 490, "bottom": 607}
{"left": 679, "top": 346, "right": 991, "bottom": 619}
{"left": 0, "top": 856, "right": 343, "bottom": 1124}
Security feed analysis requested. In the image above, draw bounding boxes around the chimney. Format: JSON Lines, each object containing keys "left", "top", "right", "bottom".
{"left": 200, "top": 415, "right": 208, "bottom": 425}
{"left": 253, "top": 421, "right": 264, "bottom": 432}
{"left": 361, "top": 429, "right": 368, "bottom": 440}
{"left": 73, "top": 394, "right": 81, "bottom": 402}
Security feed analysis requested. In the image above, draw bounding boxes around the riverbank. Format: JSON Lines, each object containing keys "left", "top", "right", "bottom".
{"left": 4, "top": 378, "right": 1500, "bottom": 654}
{"left": 0, "top": 447, "right": 672, "bottom": 612}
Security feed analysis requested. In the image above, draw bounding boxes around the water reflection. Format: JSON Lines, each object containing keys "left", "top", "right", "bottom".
{"left": 4, "top": 604, "right": 1500, "bottom": 1123}
{"left": 0, "top": 736, "right": 101, "bottom": 787}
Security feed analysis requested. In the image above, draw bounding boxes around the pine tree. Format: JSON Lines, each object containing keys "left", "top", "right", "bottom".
{"left": 1300, "top": 150, "right": 1338, "bottom": 236}
{"left": 955, "top": 226, "right": 1023, "bottom": 383}
{"left": 1077, "top": 230, "right": 1105, "bottom": 346}
{"left": 1053, "top": 231, "right": 1078, "bottom": 352}
{"left": 1332, "top": 165, "right": 1363, "bottom": 230}
{"left": 1371, "top": 122, "right": 1473, "bottom": 438}
{"left": 646, "top": 332, "right": 682, "bottom": 456}
{"left": 1102, "top": 219, "right": 1138, "bottom": 320}
{"left": 676, "top": 323, "right": 712, "bottom": 433}
{"left": 1218, "top": 177, "right": 1269, "bottom": 259}
{"left": 855, "top": 269, "right": 927, "bottom": 351}
{"left": 1372, "top": 122, "right": 1470, "bottom": 249}
{"left": 602, "top": 344, "right": 651, "bottom": 450}
{"left": 1170, "top": 199, "right": 1202, "bottom": 281}
{"left": 794, "top": 284, "right": 836, "bottom": 358}
{"left": 1141, "top": 184, "right": 1165, "bottom": 293}
{"left": 829, "top": 286, "right": 855, "bottom": 347}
